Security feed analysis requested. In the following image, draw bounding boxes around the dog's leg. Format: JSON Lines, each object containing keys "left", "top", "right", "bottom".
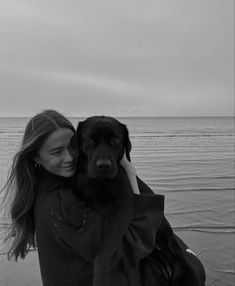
{"left": 93, "top": 209, "right": 132, "bottom": 286}
{"left": 92, "top": 170, "right": 133, "bottom": 286}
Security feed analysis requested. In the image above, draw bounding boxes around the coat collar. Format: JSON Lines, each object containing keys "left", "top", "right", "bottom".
{"left": 36, "top": 167, "right": 74, "bottom": 192}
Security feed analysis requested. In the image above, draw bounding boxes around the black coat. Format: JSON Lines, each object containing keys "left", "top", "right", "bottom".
{"left": 34, "top": 169, "right": 165, "bottom": 286}
{"left": 137, "top": 179, "right": 206, "bottom": 286}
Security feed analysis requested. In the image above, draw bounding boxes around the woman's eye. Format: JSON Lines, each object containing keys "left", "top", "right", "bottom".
{"left": 111, "top": 138, "right": 120, "bottom": 145}
{"left": 51, "top": 150, "right": 62, "bottom": 156}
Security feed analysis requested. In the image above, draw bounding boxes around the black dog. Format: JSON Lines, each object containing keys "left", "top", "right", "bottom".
{"left": 75, "top": 116, "right": 132, "bottom": 205}
{"left": 75, "top": 115, "right": 206, "bottom": 286}
{"left": 75, "top": 116, "right": 134, "bottom": 286}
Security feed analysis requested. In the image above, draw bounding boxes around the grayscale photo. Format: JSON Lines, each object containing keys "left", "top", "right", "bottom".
{"left": 0, "top": 1, "right": 234, "bottom": 286}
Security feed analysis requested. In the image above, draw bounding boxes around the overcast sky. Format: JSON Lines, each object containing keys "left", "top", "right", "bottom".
{"left": 0, "top": 0, "right": 234, "bottom": 117}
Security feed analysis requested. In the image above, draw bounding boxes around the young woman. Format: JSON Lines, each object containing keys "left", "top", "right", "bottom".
{"left": 1, "top": 110, "right": 165, "bottom": 286}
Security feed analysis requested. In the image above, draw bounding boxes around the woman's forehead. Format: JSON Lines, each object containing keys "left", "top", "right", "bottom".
{"left": 42, "top": 128, "right": 74, "bottom": 149}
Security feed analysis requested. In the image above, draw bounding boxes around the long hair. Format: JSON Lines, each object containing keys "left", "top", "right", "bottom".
{"left": 1, "top": 110, "right": 75, "bottom": 260}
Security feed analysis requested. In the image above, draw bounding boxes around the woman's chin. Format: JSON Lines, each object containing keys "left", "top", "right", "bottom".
{"left": 59, "top": 167, "right": 76, "bottom": 177}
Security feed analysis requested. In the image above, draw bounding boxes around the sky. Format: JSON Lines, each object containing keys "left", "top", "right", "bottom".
{"left": 0, "top": 0, "right": 234, "bottom": 117}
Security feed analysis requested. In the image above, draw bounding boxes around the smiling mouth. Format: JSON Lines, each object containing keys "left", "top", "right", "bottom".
{"left": 63, "top": 164, "right": 74, "bottom": 169}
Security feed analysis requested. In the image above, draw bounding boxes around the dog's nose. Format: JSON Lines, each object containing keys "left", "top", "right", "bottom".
{"left": 96, "top": 159, "right": 112, "bottom": 170}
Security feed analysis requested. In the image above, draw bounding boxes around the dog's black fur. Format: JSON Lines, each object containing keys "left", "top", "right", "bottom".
{"left": 75, "top": 116, "right": 132, "bottom": 208}
{"left": 75, "top": 116, "right": 134, "bottom": 286}
{"left": 74, "top": 115, "right": 205, "bottom": 286}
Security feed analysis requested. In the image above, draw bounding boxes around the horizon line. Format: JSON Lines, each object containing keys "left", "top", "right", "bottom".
{"left": 0, "top": 115, "right": 234, "bottom": 118}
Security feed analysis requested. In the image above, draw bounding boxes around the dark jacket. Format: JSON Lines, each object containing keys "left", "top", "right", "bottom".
{"left": 137, "top": 179, "right": 206, "bottom": 286}
{"left": 34, "top": 169, "right": 165, "bottom": 286}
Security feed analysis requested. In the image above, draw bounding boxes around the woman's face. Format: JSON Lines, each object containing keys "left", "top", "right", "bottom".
{"left": 35, "top": 128, "right": 77, "bottom": 177}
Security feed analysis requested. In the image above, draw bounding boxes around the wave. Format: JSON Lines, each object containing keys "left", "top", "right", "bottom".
{"left": 159, "top": 188, "right": 235, "bottom": 192}
{"left": 155, "top": 175, "right": 235, "bottom": 181}
{"left": 174, "top": 226, "right": 235, "bottom": 233}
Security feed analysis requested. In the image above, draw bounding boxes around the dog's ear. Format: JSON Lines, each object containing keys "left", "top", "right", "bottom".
{"left": 76, "top": 121, "right": 84, "bottom": 152}
{"left": 122, "top": 124, "right": 132, "bottom": 161}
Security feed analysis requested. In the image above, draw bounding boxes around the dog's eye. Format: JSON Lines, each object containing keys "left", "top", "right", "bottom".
{"left": 110, "top": 138, "right": 120, "bottom": 145}
{"left": 86, "top": 137, "right": 95, "bottom": 145}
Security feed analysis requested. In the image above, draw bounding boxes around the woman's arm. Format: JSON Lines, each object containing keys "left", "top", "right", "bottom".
{"left": 119, "top": 153, "right": 140, "bottom": 195}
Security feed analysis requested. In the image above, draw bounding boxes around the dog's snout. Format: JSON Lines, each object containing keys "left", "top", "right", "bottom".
{"left": 96, "top": 159, "right": 112, "bottom": 170}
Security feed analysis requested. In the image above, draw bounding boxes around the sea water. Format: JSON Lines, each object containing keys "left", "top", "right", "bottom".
{"left": 0, "top": 117, "right": 234, "bottom": 286}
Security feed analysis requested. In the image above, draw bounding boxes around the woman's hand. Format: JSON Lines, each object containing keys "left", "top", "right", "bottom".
{"left": 120, "top": 153, "right": 140, "bottom": 195}
{"left": 120, "top": 153, "right": 136, "bottom": 176}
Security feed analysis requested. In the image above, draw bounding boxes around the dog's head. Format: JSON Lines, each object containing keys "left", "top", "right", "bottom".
{"left": 76, "top": 116, "right": 131, "bottom": 179}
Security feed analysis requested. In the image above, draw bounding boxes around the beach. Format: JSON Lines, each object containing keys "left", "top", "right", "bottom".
{"left": 0, "top": 116, "right": 234, "bottom": 286}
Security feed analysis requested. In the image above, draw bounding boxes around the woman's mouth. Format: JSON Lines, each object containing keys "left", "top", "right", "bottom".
{"left": 62, "top": 164, "right": 74, "bottom": 170}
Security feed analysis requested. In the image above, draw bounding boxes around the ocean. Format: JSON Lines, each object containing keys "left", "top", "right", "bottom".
{"left": 0, "top": 116, "right": 234, "bottom": 286}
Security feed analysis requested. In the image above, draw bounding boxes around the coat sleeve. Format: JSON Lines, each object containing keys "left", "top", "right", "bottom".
{"left": 137, "top": 177, "right": 190, "bottom": 249}
{"left": 115, "top": 176, "right": 164, "bottom": 268}
{"left": 119, "top": 193, "right": 164, "bottom": 267}
{"left": 42, "top": 186, "right": 164, "bottom": 266}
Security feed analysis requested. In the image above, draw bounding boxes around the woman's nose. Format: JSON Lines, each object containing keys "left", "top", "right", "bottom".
{"left": 64, "top": 149, "right": 74, "bottom": 162}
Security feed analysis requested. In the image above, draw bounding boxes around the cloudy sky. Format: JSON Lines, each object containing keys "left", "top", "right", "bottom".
{"left": 0, "top": 0, "right": 234, "bottom": 117}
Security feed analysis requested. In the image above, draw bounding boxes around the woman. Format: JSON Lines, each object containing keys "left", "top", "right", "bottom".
{"left": 2, "top": 110, "right": 165, "bottom": 286}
